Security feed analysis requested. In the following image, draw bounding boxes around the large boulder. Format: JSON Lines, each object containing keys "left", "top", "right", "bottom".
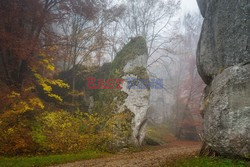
{"left": 196, "top": 0, "right": 207, "bottom": 17}
{"left": 197, "top": 0, "right": 250, "bottom": 84}
{"left": 201, "top": 64, "right": 250, "bottom": 158}
{"left": 197, "top": 0, "right": 250, "bottom": 158}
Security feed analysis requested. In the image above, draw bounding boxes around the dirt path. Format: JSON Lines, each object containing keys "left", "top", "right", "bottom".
{"left": 53, "top": 141, "right": 201, "bottom": 167}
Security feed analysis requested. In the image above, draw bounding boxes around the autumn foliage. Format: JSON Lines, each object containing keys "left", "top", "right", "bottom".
{"left": 0, "top": 0, "right": 128, "bottom": 155}
{"left": 0, "top": 0, "right": 197, "bottom": 157}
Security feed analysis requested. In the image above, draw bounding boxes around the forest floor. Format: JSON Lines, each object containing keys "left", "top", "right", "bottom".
{"left": 52, "top": 141, "right": 201, "bottom": 167}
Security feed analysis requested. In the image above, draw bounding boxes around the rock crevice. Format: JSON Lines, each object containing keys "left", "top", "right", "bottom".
{"left": 197, "top": 0, "right": 250, "bottom": 158}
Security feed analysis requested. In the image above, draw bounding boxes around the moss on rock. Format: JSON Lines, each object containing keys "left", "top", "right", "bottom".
{"left": 88, "top": 37, "right": 149, "bottom": 147}
{"left": 111, "top": 36, "right": 148, "bottom": 75}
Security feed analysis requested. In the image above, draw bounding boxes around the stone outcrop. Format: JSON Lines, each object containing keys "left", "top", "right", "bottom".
{"left": 197, "top": 0, "right": 250, "bottom": 158}
{"left": 119, "top": 74, "right": 149, "bottom": 145}
{"left": 201, "top": 64, "right": 250, "bottom": 157}
{"left": 94, "top": 37, "right": 150, "bottom": 146}
{"left": 58, "top": 37, "right": 150, "bottom": 147}
{"left": 197, "top": 0, "right": 250, "bottom": 84}
{"left": 114, "top": 37, "right": 150, "bottom": 146}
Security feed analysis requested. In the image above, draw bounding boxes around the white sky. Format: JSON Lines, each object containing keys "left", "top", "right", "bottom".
{"left": 181, "top": 0, "right": 199, "bottom": 14}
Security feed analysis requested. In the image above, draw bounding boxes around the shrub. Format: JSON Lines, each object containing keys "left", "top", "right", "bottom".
{"left": 0, "top": 114, "right": 37, "bottom": 155}
{"left": 32, "top": 110, "right": 85, "bottom": 153}
{"left": 0, "top": 106, "right": 134, "bottom": 155}
{"left": 79, "top": 111, "right": 133, "bottom": 152}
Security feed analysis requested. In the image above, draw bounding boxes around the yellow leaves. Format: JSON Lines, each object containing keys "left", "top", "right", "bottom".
{"left": 79, "top": 111, "right": 133, "bottom": 151}
{"left": 32, "top": 110, "right": 85, "bottom": 152}
{"left": 0, "top": 111, "right": 34, "bottom": 154}
{"left": 50, "top": 79, "right": 70, "bottom": 89}
{"left": 35, "top": 73, "right": 69, "bottom": 90}
{"left": 22, "top": 102, "right": 32, "bottom": 112}
{"left": 84, "top": 113, "right": 100, "bottom": 122}
{"left": 69, "top": 90, "right": 85, "bottom": 96}
{"left": 41, "top": 110, "right": 78, "bottom": 130}
{"left": 24, "top": 86, "right": 35, "bottom": 92}
{"left": 42, "top": 59, "right": 55, "bottom": 71}
{"left": 29, "top": 98, "right": 44, "bottom": 109}
{"left": 48, "top": 94, "right": 63, "bottom": 102}
{"left": 12, "top": 98, "right": 44, "bottom": 114}
{"left": 7, "top": 91, "right": 20, "bottom": 99}
{"left": 34, "top": 73, "right": 69, "bottom": 102}
{"left": 82, "top": 113, "right": 103, "bottom": 133}
{"left": 47, "top": 64, "right": 55, "bottom": 71}
{"left": 42, "top": 83, "right": 52, "bottom": 92}
{"left": 4, "top": 89, "right": 44, "bottom": 115}
{"left": 42, "top": 59, "right": 49, "bottom": 64}
{"left": 38, "top": 50, "right": 56, "bottom": 72}
{"left": 5, "top": 89, "right": 45, "bottom": 114}
{"left": 29, "top": 109, "right": 132, "bottom": 152}
{"left": 7, "top": 128, "right": 14, "bottom": 134}
{"left": 32, "top": 49, "right": 69, "bottom": 102}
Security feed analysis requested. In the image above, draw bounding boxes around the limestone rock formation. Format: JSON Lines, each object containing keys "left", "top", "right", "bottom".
{"left": 113, "top": 37, "right": 150, "bottom": 146}
{"left": 92, "top": 37, "right": 150, "bottom": 146}
{"left": 197, "top": 0, "right": 250, "bottom": 158}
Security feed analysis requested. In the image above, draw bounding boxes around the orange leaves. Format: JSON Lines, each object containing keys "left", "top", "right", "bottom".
{"left": 0, "top": 111, "right": 36, "bottom": 155}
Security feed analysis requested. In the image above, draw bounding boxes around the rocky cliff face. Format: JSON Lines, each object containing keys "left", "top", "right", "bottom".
{"left": 93, "top": 37, "right": 150, "bottom": 146}
{"left": 197, "top": 0, "right": 250, "bottom": 84}
{"left": 197, "top": 0, "right": 250, "bottom": 158}
{"left": 115, "top": 37, "right": 150, "bottom": 146}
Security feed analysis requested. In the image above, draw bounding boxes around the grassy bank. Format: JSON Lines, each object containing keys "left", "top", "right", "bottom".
{"left": 0, "top": 150, "right": 109, "bottom": 167}
{"left": 169, "top": 156, "right": 249, "bottom": 167}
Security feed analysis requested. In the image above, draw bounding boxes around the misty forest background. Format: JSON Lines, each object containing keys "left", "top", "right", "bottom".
{"left": 0, "top": 0, "right": 205, "bottom": 155}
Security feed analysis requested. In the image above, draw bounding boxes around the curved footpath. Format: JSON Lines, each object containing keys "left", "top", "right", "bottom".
{"left": 52, "top": 141, "right": 201, "bottom": 167}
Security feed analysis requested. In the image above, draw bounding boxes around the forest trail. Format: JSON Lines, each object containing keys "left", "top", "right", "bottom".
{"left": 52, "top": 141, "right": 201, "bottom": 167}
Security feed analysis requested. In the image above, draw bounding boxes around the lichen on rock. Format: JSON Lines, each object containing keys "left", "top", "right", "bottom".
{"left": 202, "top": 64, "right": 250, "bottom": 158}
{"left": 92, "top": 36, "right": 150, "bottom": 147}
{"left": 197, "top": 0, "right": 250, "bottom": 84}
{"left": 197, "top": 0, "right": 250, "bottom": 158}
